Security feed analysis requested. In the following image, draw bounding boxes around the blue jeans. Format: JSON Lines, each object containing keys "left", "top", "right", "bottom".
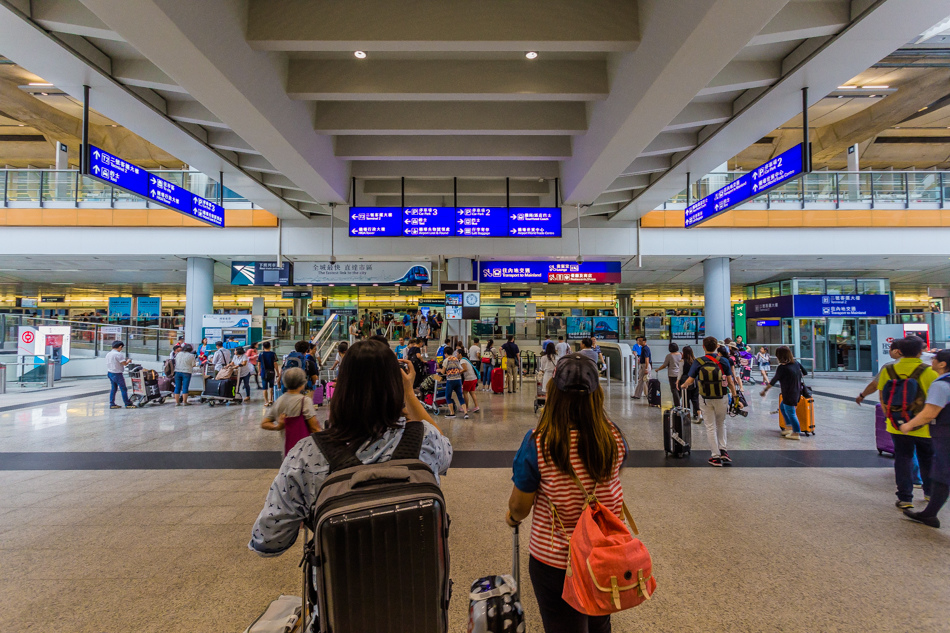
{"left": 173, "top": 371, "right": 191, "bottom": 395}
{"left": 480, "top": 361, "right": 492, "bottom": 385}
{"left": 108, "top": 371, "right": 131, "bottom": 406}
{"left": 239, "top": 374, "right": 251, "bottom": 398}
{"left": 912, "top": 452, "right": 923, "bottom": 486}
{"left": 445, "top": 380, "right": 464, "bottom": 412}
{"left": 892, "top": 434, "right": 933, "bottom": 502}
{"left": 780, "top": 402, "right": 801, "bottom": 434}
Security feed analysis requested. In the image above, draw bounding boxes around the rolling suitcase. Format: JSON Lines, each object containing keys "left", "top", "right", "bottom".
{"left": 303, "top": 422, "right": 450, "bottom": 633}
{"left": 468, "top": 525, "right": 525, "bottom": 633}
{"left": 663, "top": 393, "right": 692, "bottom": 458}
{"left": 778, "top": 395, "right": 816, "bottom": 436}
{"left": 325, "top": 381, "right": 336, "bottom": 401}
{"left": 647, "top": 377, "right": 662, "bottom": 407}
{"left": 491, "top": 367, "right": 506, "bottom": 394}
{"left": 312, "top": 379, "right": 326, "bottom": 406}
{"left": 204, "top": 378, "right": 235, "bottom": 399}
{"left": 157, "top": 376, "right": 174, "bottom": 394}
{"left": 876, "top": 403, "right": 895, "bottom": 455}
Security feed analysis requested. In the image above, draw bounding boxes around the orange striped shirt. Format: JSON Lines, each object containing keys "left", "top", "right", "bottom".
{"left": 519, "top": 428, "right": 626, "bottom": 569}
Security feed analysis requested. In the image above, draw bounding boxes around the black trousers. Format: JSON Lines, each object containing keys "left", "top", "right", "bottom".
{"left": 668, "top": 376, "right": 681, "bottom": 408}
{"left": 529, "top": 556, "right": 611, "bottom": 633}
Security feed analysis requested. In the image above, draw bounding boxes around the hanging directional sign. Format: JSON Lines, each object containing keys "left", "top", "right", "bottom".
{"left": 404, "top": 206, "right": 455, "bottom": 236}
{"left": 86, "top": 144, "right": 224, "bottom": 227}
{"left": 457, "top": 206, "right": 508, "bottom": 236}
{"left": 349, "top": 207, "right": 404, "bottom": 236}
{"left": 685, "top": 143, "right": 806, "bottom": 228}
{"left": 350, "top": 206, "right": 562, "bottom": 237}
{"left": 507, "top": 207, "right": 561, "bottom": 237}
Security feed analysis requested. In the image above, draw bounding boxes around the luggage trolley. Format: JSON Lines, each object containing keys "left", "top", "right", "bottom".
{"left": 534, "top": 377, "right": 547, "bottom": 414}
{"left": 127, "top": 367, "right": 166, "bottom": 406}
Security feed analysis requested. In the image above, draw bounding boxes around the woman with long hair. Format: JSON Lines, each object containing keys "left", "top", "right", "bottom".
{"left": 760, "top": 346, "right": 808, "bottom": 440}
{"left": 506, "top": 353, "right": 628, "bottom": 633}
{"left": 678, "top": 345, "right": 700, "bottom": 421}
{"left": 538, "top": 341, "right": 558, "bottom": 394}
{"left": 480, "top": 339, "right": 496, "bottom": 390}
{"left": 249, "top": 340, "right": 452, "bottom": 555}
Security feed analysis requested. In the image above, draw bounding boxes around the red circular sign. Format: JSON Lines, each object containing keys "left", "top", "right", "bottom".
{"left": 21, "top": 331, "right": 34, "bottom": 344}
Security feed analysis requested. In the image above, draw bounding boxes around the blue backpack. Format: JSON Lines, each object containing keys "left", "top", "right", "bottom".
{"left": 882, "top": 364, "right": 928, "bottom": 424}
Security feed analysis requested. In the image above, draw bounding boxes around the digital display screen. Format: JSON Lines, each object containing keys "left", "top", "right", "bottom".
{"left": 685, "top": 144, "right": 804, "bottom": 228}
{"left": 350, "top": 206, "right": 562, "bottom": 237}
{"left": 756, "top": 319, "right": 780, "bottom": 326}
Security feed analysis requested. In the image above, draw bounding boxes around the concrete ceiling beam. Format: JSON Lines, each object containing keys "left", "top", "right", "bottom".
{"left": 697, "top": 60, "right": 782, "bottom": 96}
{"left": 287, "top": 59, "right": 608, "bottom": 101}
{"left": 30, "top": 0, "right": 122, "bottom": 40}
{"left": 639, "top": 132, "right": 698, "bottom": 157}
{"left": 749, "top": 0, "right": 850, "bottom": 46}
{"left": 112, "top": 59, "right": 187, "bottom": 93}
{"left": 603, "top": 174, "right": 651, "bottom": 193}
{"left": 79, "top": 0, "right": 349, "bottom": 204}
{"left": 664, "top": 102, "right": 734, "bottom": 131}
{"left": 622, "top": 155, "right": 671, "bottom": 176}
{"left": 207, "top": 130, "right": 260, "bottom": 155}
{"left": 166, "top": 99, "right": 228, "bottom": 129}
{"left": 591, "top": 191, "right": 634, "bottom": 206}
{"left": 559, "top": 0, "right": 790, "bottom": 205}
{"left": 334, "top": 135, "right": 572, "bottom": 160}
{"left": 361, "top": 179, "right": 550, "bottom": 196}
{"left": 237, "top": 154, "right": 280, "bottom": 175}
{"left": 262, "top": 173, "right": 305, "bottom": 191}
{"left": 313, "top": 101, "right": 588, "bottom": 135}
{"left": 245, "top": 0, "right": 639, "bottom": 52}
{"left": 350, "top": 160, "right": 560, "bottom": 179}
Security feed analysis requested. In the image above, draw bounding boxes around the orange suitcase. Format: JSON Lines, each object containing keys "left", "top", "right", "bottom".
{"left": 778, "top": 395, "right": 815, "bottom": 436}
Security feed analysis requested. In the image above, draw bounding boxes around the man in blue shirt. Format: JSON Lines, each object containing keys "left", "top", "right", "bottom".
{"left": 631, "top": 336, "right": 652, "bottom": 400}
{"left": 682, "top": 337, "right": 739, "bottom": 467}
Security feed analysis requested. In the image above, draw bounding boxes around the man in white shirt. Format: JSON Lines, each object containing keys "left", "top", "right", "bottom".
{"left": 555, "top": 336, "right": 571, "bottom": 359}
{"left": 212, "top": 341, "right": 232, "bottom": 371}
{"left": 106, "top": 340, "right": 135, "bottom": 409}
{"left": 468, "top": 338, "right": 482, "bottom": 364}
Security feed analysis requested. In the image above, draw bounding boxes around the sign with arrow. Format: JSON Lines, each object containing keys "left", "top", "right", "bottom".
{"left": 86, "top": 144, "right": 224, "bottom": 227}
{"left": 350, "top": 206, "right": 562, "bottom": 237}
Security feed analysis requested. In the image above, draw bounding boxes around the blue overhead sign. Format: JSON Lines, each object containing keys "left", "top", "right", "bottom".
{"left": 350, "top": 206, "right": 562, "bottom": 237}
{"left": 685, "top": 143, "right": 805, "bottom": 228}
{"left": 479, "top": 261, "right": 621, "bottom": 284}
{"left": 87, "top": 144, "right": 224, "bottom": 228}
{"left": 793, "top": 294, "right": 891, "bottom": 318}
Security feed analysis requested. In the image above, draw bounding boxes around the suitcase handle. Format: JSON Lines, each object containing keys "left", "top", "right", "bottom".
{"left": 512, "top": 525, "right": 521, "bottom": 598}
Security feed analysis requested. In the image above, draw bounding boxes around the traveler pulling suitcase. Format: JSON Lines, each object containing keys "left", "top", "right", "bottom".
{"left": 663, "top": 390, "right": 692, "bottom": 458}
{"left": 302, "top": 422, "right": 450, "bottom": 633}
{"left": 876, "top": 403, "right": 895, "bottom": 455}
{"left": 647, "top": 374, "right": 662, "bottom": 407}
{"left": 778, "top": 395, "right": 815, "bottom": 436}
{"left": 468, "top": 525, "right": 526, "bottom": 633}
{"left": 491, "top": 367, "right": 506, "bottom": 394}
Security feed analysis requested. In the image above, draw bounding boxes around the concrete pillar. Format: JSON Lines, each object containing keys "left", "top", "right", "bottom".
{"left": 847, "top": 143, "right": 860, "bottom": 172}
{"left": 446, "top": 257, "right": 474, "bottom": 346}
{"left": 55, "top": 142, "right": 69, "bottom": 170}
{"left": 185, "top": 257, "right": 214, "bottom": 346}
{"left": 703, "top": 257, "right": 732, "bottom": 341}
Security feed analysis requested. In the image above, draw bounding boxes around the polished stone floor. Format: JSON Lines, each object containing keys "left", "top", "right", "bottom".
{"left": 0, "top": 371, "right": 947, "bottom": 632}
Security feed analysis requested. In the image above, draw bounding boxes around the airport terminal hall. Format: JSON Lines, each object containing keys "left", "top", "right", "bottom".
{"left": 5, "top": 1, "right": 950, "bottom": 632}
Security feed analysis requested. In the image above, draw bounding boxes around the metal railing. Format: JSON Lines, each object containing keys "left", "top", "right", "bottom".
{"left": 663, "top": 170, "right": 950, "bottom": 209}
{"left": 0, "top": 169, "right": 251, "bottom": 208}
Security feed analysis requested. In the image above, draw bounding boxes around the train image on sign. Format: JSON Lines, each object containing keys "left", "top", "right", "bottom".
{"left": 394, "top": 265, "right": 431, "bottom": 285}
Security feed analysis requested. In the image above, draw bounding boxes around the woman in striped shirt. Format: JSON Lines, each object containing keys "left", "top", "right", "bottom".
{"left": 507, "top": 353, "right": 628, "bottom": 633}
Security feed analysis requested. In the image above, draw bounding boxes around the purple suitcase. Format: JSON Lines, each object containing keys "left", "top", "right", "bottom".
{"left": 427, "top": 360, "right": 438, "bottom": 375}
{"left": 312, "top": 379, "right": 326, "bottom": 406}
{"left": 876, "top": 403, "right": 894, "bottom": 455}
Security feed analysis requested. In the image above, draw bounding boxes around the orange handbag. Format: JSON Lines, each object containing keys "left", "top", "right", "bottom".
{"left": 557, "top": 474, "right": 656, "bottom": 616}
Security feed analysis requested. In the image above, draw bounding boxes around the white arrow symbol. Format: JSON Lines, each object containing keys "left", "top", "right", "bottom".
{"left": 351, "top": 214, "right": 357, "bottom": 220}
{"left": 510, "top": 214, "right": 517, "bottom": 220}
{"left": 150, "top": 177, "right": 156, "bottom": 184}
{"left": 150, "top": 189, "right": 156, "bottom": 197}
{"left": 511, "top": 229, "right": 517, "bottom": 234}
{"left": 92, "top": 150, "right": 100, "bottom": 159}
{"left": 92, "top": 165, "right": 100, "bottom": 174}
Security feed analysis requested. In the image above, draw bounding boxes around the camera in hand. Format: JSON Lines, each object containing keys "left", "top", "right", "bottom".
{"left": 729, "top": 399, "right": 748, "bottom": 417}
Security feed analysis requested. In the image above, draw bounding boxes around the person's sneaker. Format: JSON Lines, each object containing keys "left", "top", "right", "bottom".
{"left": 176, "top": 403, "right": 182, "bottom": 407}
{"left": 719, "top": 450, "right": 732, "bottom": 465}
{"left": 780, "top": 428, "right": 792, "bottom": 437}
{"left": 708, "top": 456, "right": 723, "bottom": 467}
{"left": 914, "top": 483, "right": 923, "bottom": 490}
{"left": 471, "top": 407, "right": 480, "bottom": 413}
{"left": 631, "top": 396, "right": 641, "bottom": 400}
{"left": 445, "top": 413, "right": 456, "bottom": 418}
{"left": 125, "top": 405, "right": 137, "bottom": 409}
{"left": 463, "top": 414, "right": 470, "bottom": 419}
{"left": 110, "top": 405, "right": 121, "bottom": 409}
{"left": 903, "top": 509, "right": 940, "bottom": 528}
{"left": 784, "top": 433, "right": 801, "bottom": 441}
{"left": 895, "top": 500, "right": 914, "bottom": 510}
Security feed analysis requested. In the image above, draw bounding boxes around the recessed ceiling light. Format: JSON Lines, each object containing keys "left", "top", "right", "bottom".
{"left": 868, "top": 95, "right": 878, "bottom": 98}
{"left": 837, "top": 85, "right": 857, "bottom": 90}
{"left": 354, "top": 50, "right": 367, "bottom": 59}
{"left": 111, "top": 124, "right": 118, "bottom": 128}
{"left": 919, "top": 106, "right": 929, "bottom": 112}
{"left": 861, "top": 85, "right": 888, "bottom": 89}
{"left": 39, "top": 92, "right": 48, "bottom": 96}
{"left": 17, "top": 124, "right": 24, "bottom": 127}
{"left": 525, "top": 51, "right": 538, "bottom": 60}
{"left": 28, "top": 82, "right": 53, "bottom": 87}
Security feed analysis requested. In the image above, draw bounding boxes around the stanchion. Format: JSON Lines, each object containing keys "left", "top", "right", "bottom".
{"left": 605, "top": 357, "right": 611, "bottom": 392}
{"left": 45, "top": 357, "right": 56, "bottom": 388}
{"left": 0, "top": 362, "right": 6, "bottom": 395}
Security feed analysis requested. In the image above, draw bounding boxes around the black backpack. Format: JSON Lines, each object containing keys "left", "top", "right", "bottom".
{"left": 882, "top": 364, "right": 928, "bottom": 424}
{"left": 696, "top": 356, "right": 725, "bottom": 400}
{"left": 282, "top": 352, "right": 304, "bottom": 372}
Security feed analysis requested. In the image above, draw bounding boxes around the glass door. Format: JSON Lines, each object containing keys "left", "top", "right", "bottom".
{"left": 828, "top": 318, "right": 857, "bottom": 371}
{"left": 797, "top": 319, "right": 817, "bottom": 372}
{"left": 857, "top": 318, "right": 882, "bottom": 372}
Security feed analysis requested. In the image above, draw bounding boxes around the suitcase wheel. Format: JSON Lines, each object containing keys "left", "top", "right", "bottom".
{"left": 157, "top": 397, "right": 165, "bottom": 405}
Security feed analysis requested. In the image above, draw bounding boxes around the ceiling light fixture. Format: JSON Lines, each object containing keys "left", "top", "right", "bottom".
{"left": 861, "top": 85, "right": 888, "bottom": 89}
{"left": 28, "top": 82, "right": 53, "bottom": 87}
{"left": 919, "top": 106, "right": 929, "bottom": 112}
{"left": 39, "top": 92, "right": 48, "bottom": 96}
{"left": 354, "top": 50, "right": 367, "bottom": 59}
{"left": 837, "top": 85, "right": 857, "bottom": 90}
{"left": 525, "top": 51, "right": 538, "bottom": 60}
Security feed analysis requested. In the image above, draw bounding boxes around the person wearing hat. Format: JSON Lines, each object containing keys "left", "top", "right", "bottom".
{"left": 506, "top": 353, "right": 629, "bottom": 632}
{"left": 105, "top": 340, "right": 136, "bottom": 409}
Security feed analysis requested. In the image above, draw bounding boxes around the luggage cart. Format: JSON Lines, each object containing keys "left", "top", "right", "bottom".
{"left": 128, "top": 368, "right": 166, "bottom": 406}
{"left": 534, "top": 377, "right": 546, "bottom": 414}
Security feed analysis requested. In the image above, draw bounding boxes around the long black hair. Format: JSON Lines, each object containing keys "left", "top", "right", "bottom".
{"left": 326, "top": 340, "right": 404, "bottom": 444}
{"left": 543, "top": 342, "right": 556, "bottom": 360}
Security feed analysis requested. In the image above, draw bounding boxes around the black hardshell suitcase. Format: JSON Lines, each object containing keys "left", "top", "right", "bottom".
{"left": 304, "top": 422, "right": 450, "bottom": 633}
{"left": 203, "top": 378, "right": 235, "bottom": 399}
{"left": 663, "top": 395, "right": 692, "bottom": 457}
{"left": 647, "top": 378, "right": 662, "bottom": 407}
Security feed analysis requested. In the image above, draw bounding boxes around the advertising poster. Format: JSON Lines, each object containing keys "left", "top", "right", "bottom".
{"left": 295, "top": 261, "right": 431, "bottom": 286}
{"left": 566, "top": 317, "right": 593, "bottom": 340}
{"left": 231, "top": 261, "right": 294, "bottom": 286}
{"left": 108, "top": 297, "right": 133, "bottom": 317}
{"left": 136, "top": 297, "right": 162, "bottom": 318}
{"left": 592, "top": 317, "right": 619, "bottom": 340}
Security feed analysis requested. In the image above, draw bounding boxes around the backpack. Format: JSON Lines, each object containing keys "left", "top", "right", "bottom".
{"left": 164, "top": 358, "right": 176, "bottom": 377}
{"left": 444, "top": 357, "right": 463, "bottom": 380}
{"left": 559, "top": 471, "right": 655, "bottom": 616}
{"left": 882, "top": 364, "right": 929, "bottom": 424}
{"left": 282, "top": 352, "right": 304, "bottom": 372}
{"left": 304, "top": 422, "right": 450, "bottom": 633}
{"left": 696, "top": 356, "right": 725, "bottom": 400}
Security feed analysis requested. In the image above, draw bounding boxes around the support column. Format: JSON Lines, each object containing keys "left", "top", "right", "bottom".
{"left": 185, "top": 257, "right": 214, "bottom": 347}
{"left": 446, "top": 257, "right": 474, "bottom": 346}
{"left": 703, "top": 257, "right": 732, "bottom": 341}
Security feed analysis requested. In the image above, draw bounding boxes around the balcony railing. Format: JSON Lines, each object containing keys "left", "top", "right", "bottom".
{"left": 0, "top": 169, "right": 254, "bottom": 208}
{"left": 663, "top": 170, "right": 949, "bottom": 209}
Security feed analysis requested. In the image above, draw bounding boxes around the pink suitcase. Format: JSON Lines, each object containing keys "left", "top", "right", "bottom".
{"left": 876, "top": 403, "right": 895, "bottom": 455}
{"left": 325, "top": 381, "right": 336, "bottom": 401}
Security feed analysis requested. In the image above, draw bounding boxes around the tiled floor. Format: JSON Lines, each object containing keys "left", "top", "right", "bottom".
{"left": 0, "top": 372, "right": 948, "bottom": 632}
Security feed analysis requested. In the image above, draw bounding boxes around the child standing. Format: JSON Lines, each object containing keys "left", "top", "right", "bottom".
{"left": 261, "top": 368, "right": 320, "bottom": 456}
{"left": 755, "top": 347, "right": 771, "bottom": 385}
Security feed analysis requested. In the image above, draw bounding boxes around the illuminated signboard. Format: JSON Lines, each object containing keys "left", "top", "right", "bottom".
{"left": 350, "top": 206, "right": 562, "bottom": 237}
{"left": 478, "top": 261, "right": 621, "bottom": 284}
